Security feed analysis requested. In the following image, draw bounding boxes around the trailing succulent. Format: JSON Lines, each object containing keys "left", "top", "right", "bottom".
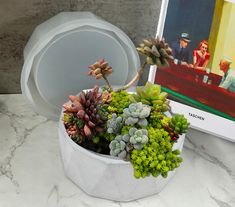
{"left": 63, "top": 38, "right": 190, "bottom": 180}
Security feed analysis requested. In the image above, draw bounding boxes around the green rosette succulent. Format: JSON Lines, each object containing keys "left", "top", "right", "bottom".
{"left": 123, "top": 102, "right": 151, "bottom": 127}
{"left": 130, "top": 82, "right": 170, "bottom": 112}
{"left": 170, "top": 114, "right": 190, "bottom": 134}
{"left": 162, "top": 114, "right": 190, "bottom": 142}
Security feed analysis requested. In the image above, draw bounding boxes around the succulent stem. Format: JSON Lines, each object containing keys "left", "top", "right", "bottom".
{"left": 116, "top": 61, "right": 147, "bottom": 92}
{"left": 102, "top": 73, "right": 113, "bottom": 92}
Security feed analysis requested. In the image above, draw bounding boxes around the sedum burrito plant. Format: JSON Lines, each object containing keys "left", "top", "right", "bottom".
{"left": 63, "top": 37, "right": 190, "bottom": 179}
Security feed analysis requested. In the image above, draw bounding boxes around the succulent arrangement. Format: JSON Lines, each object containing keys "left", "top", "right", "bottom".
{"left": 63, "top": 37, "right": 189, "bottom": 179}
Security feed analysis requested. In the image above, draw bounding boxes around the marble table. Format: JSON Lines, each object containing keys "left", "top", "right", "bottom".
{"left": 0, "top": 94, "right": 234, "bottom": 207}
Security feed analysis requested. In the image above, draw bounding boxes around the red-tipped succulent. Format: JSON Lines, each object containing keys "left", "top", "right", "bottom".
{"left": 102, "top": 91, "right": 112, "bottom": 103}
{"left": 63, "top": 85, "right": 108, "bottom": 144}
{"left": 88, "top": 59, "right": 113, "bottom": 78}
{"left": 88, "top": 59, "right": 113, "bottom": 91}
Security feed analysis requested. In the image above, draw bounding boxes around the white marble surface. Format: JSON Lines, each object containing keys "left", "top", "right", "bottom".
{"left": 0, "top": 94, "right": 235, "bottom": 207}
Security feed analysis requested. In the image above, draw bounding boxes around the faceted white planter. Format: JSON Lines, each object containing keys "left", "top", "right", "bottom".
{"left": 21, "top": 11, "right": 186, "bottom": 202}
{"left": 58, "top": 111, "right": 185, "bottom": 201}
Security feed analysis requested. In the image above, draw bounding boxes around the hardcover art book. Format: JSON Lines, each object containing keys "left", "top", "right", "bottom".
{"left": 149, "top": 0, "right": 235, "bottom": 141}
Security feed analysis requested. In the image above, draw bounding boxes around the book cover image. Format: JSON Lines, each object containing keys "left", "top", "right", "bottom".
{"left": 155, "top": 0, "right": 235, "bottom": 121}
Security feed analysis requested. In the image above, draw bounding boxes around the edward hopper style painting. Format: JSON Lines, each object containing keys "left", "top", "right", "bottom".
{"left": 155, "top": 0, "right": 235, "bottom": 121}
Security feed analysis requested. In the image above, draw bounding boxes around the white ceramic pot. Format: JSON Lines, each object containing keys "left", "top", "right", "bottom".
{"left": 58, "top": 109, "right": 185, "bottom": 201}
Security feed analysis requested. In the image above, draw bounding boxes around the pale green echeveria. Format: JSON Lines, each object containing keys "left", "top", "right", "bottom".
{"left": 129, "top": 128, "right": 149, "bottom": 150}
{"left": 107, "top": 113, "right": 124, "bottom": 134}
{"left": 130, "top": 82, "right": 170, "bottom": 112}
{"left": 109, "top": 134, "right": 130, "bottom": 159}
{"left": 123, "top": 102, "right": 150, "bottom": 126}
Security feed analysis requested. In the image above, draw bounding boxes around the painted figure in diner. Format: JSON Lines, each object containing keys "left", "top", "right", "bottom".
{"left": 219, "top": 58, "right": 235, "bottom": 93}
{"left": 171, "top": 33, "right": 191, "bottom": 66}
{"left": 193, "top": 40, "right": 210, "bottom": 71}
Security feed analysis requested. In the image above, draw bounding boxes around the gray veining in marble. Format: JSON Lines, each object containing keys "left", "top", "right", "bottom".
{"left": 0, "top": 94, "right": 235, "bottom": 207}
{"left": 0, "top": 0, "right": 161, "bottom": 93}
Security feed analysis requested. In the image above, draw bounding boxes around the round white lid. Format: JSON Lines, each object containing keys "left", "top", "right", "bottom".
{"left": 21, "top": 12, "right": 140, "bottom": 121}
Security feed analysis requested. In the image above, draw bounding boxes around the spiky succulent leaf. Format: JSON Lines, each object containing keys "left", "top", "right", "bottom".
{"left": 137, "top": 37, "right": 173, "bottom": 67}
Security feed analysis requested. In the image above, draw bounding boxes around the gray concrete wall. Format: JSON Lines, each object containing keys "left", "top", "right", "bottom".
{"left": 0, "top": 0, "right": 162, "bottom": 93}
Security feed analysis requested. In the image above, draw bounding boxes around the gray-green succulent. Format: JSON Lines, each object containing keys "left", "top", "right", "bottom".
{"left": 129, "top": 128, "right": 149, "bottom": 150}
{"left": 123, "top": 102, "right": 151, "bottom": 127}
{"left": 109, "top": 134, "right": 131, "bottom": 159}
{"left": 107, "top": 113, "right": 124, "bottom": 134}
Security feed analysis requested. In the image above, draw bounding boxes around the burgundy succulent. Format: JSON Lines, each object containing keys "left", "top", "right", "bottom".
{"left": 63, "top": 85, "right": 108, "bottom": 143}
{"left": 163, "top": 125, "right": 179, "bottom": 142}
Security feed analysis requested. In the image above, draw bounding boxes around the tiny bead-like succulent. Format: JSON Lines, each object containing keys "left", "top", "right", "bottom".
{"left": 108, "top": 90, "right": 131, "bottom": 114}
{"left": 130, "top": 127, "right": 183, "bottom": 179}
{"left": 160, "top": 116, "right": 171, "bottom": 127}
{"left": 63, "top": 113, "right": 73, "bottom": 123}
{"left": 129, "top": 128, "right": 149, "bottom": 150}
{"left": 107, "top": 113, "right": 124, "bottom": 134}
{"left": 136, "top": 37, "right": 173, "bottom": 67}
{"left": 66, "top": 124, "right": 78, "bottom": 137}
{"left": 123, "top": 102, "right": 151, "bottom": 127}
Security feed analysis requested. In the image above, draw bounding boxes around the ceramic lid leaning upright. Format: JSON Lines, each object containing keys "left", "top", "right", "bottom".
{"left": 21, "top": 12, "right": 140, "bottom": 120}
